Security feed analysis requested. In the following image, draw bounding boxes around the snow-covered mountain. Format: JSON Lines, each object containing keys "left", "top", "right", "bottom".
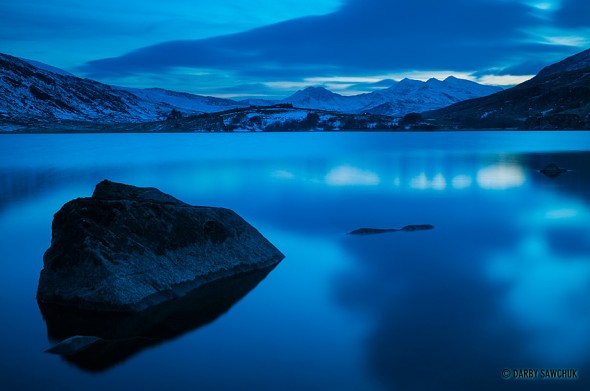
{"left": 0, "top": 53, "right": 244, "bottom": 124}
{"left": 278, "top": 77, "right": 502, "bottom": 116}
{"left": 362, "top": 77, "right": 502, "bottom": 115}
{"left": 281, "top": 86, "right": 370, "bottom": 113}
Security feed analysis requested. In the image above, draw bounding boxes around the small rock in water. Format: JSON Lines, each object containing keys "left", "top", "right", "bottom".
{"left": 540, "top": 163, "right": 567, "bottom": 178}
{"left": 349, "top": 224, "right": 434, "bottom": 235}
{"left": 399, "top": 224, "right": 434, "bottom": 232}
{"left": 37, "top": 180, "right": 284, "bottom": 312}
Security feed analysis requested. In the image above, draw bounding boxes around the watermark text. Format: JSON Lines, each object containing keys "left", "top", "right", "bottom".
{"left": 502, "top": 368, "right": 578, "bottom": 381}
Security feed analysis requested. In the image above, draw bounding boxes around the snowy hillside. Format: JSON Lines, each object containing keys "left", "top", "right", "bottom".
{"left": 0, "top": 53, "right": 242, "bottom": 124}
{"left": 0, "top": 53, "right": 162, "bottom": 123}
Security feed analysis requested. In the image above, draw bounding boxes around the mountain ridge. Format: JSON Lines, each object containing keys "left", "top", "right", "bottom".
{"left": 1, "top": 51, "right": 502, "bottom": 127}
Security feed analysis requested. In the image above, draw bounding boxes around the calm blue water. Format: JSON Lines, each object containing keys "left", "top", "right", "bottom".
{"left": 0, "top": 131, "right": 589, "bottom": 391}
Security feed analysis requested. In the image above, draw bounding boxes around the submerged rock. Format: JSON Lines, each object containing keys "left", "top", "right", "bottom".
{"left": 539, "top": 163, "right": 568, "bottom": 178}
{"left": 349, "top": 225, "right": 434, "bottom": 235}
{"left": 37, "top": 180, "right": 284, "bottom": 312}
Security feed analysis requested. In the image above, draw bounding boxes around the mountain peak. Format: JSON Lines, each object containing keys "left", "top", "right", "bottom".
{"left": 390, "top": 78, "right": 424, "bottom": 91}
{"left": 287, "top": 86, "right": 341, "bottom": 101}
{"left": 442, "top": 76, "right": 471, "bottom": 85}
{"left": 372, "top": 79, "right": 397, "bottom": 88}
{"left": 301, "top": 86, "right": 335, "bottom": 95}
{"left": 398, "top": 77, "right": 421, "bottom": 84}
{"left": 425, "top": 77, "right": 443, "bottom": 86}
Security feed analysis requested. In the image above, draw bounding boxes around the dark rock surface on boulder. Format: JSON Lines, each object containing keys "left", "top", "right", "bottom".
{"left": 37, "top": 180, "right": 284, "bottom": 312}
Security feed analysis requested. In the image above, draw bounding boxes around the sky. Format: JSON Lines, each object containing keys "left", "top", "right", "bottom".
{"left": 1, "top": 0, "right": 589, "bottom": 98}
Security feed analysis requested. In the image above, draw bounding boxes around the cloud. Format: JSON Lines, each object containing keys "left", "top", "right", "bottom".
{"left": 0, "top": 0, "right": 343, "bottom": 41}
{"left": 75, "top": 0, "right": 590, "bottom": 96}
{"left": 81, "top": 0, "right": 539, "bottom": 77}
{"left": 554, "top": 0, "right": 590, "bottom": 27}
{"left": 0, "top": 0, "right": 343, "bottom": 72}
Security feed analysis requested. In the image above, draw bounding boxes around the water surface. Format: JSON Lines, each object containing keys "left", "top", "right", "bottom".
{"left": 0, "top": 131, "right": 589, "bottom": 390}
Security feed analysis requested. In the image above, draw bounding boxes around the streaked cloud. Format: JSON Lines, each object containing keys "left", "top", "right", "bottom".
{"left": 2, "top": 0, "right": 589, "bottom": 97}
{"left": 474, "top": 74, "right": 535, "bottom": 86}
{"left": 541, "top": 34, "right": 590, "bottom": 47}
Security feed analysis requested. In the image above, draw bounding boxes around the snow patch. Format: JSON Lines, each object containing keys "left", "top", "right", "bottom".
{"left": 481, "top": 110, "right": 497, "bottom": 119}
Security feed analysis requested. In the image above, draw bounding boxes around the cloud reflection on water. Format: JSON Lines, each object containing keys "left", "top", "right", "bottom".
{"left": 486, "top": 197, "right": 590, "bottom": 364}
{"left": 272, "top": 160, "right": 528, "bottom": 192}
{"left": 330, "top": 153, "right": 590, "bottom": 390}
{"left": 325, "top": 165, "right": 381, "bottom": 186}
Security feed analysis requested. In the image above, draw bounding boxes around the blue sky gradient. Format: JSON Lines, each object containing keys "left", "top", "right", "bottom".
{"left": 1, "top": 0, "right": 589, "bottom": 98}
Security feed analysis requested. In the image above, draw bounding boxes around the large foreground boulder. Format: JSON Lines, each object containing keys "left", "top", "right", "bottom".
{"left": 37, "top": 180, "right": 284, "bottom": 311}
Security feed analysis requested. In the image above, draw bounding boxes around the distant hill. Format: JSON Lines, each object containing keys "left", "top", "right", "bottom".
{"left": 281, "top": 86, "right": 365, "bottom": 113}
{"left": 2, "top": 104, "right": 412, "bottom": 133}
{"left": 425, "top": 48, "right": 590, "bottom": 130}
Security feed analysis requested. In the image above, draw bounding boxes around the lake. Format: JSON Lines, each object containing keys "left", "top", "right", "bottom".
{"left": 1, "top": 131, "right": 589, "bottom": 391}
